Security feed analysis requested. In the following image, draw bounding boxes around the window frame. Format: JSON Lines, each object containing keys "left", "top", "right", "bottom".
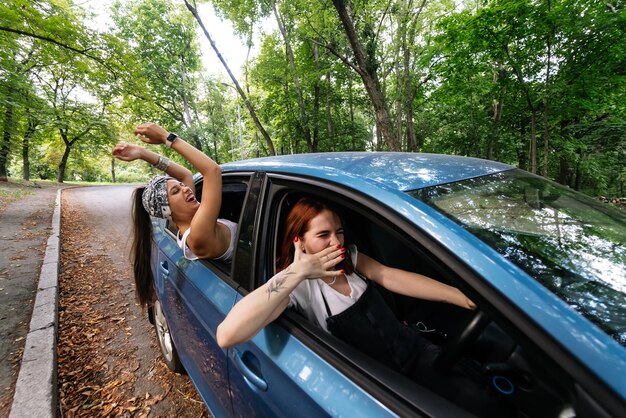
{"left": 163, "top": 172, "right": 254, "bottom": 284}
{"left": 253, "top": 174, "right": 488, "bottom": 417}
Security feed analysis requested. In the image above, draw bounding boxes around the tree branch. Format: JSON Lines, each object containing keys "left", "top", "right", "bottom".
{"left": 0, "top": 26, "right": 118, "bottom": 78}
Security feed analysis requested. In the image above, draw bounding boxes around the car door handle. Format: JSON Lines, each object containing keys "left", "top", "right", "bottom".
{"left": 159, "top": 261, "right": 169, "bottom": 276}
{"left": 230, "top": 349, "right": 268, "bottom": 391}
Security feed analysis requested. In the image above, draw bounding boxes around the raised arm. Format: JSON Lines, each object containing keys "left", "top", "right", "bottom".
{"left": 112, "top": 141, "right": 194, "bottom": 190}
{"left": 356, "top": 253, "right": 475, "bottom": 310}
{"left": 133, "top": 123, "right": 224, "bottom": 258}
{"left": 217, "top": 243, "right": 345, "bottom": 348}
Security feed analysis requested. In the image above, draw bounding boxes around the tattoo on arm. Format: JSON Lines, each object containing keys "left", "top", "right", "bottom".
{"left": 266, "top": 266, "right": 294, "bottom": 300}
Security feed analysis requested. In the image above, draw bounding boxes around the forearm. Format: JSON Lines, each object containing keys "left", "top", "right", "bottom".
{"left": 138, "top": 147, "right": 194, "bottom": 187}
{"left": 217, "top": 245, "right": 345, "bottom": 348}
{"left": 216, "top": 266, "right": 304, "bottom": 348}
{"left": 383, "top": 268, "right": 474, "bottom": 309}
{"left": 134, "top": 122, "right": 217, "bottom": 179}
{"left": 170, "top": 137, "right": 220, "bottom": 178}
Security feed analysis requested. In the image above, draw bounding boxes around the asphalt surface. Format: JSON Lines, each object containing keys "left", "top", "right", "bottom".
{"left": 0, "top": 182, "right": 61, "bottom": 417}
{"left": 1, "top": 183, "right": 208, "bottom": 418}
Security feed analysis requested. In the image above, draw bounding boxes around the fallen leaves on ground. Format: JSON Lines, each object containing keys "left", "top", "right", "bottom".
{"left": 57, "top": 195, "right": 209, "bottom": 417}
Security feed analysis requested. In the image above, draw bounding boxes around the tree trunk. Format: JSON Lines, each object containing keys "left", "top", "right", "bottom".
{"left": 272, "top": 0, "right": 313, "bottom": 152}
{"left": 0, "top": 99, "right": 14, "bottom": 181}
{"left": 401, "top": 0, "right": 414, "bottom": 152}
{"left": 518, "top": 115, "right": 528, "bottom": 170}
{"left": 488, "top": 66, "right": 506, "bottom": 160}
{"left": 111, "top": 158, "right": 116, "bottom": 183}
{"left": 573, "top": 147, "right": 584, "bottom": 190}
{"left": 558, "top": 156, "right": 569, "bottom": 185}
{"left": 184, "top": 0, "right": 275, "bottom": 155}
{"left": 542, "top": 1, "right": 552, "bottom": 177}
{"left": 22, "top": 135, "right": 29, "bottom": 181}
{"left": 331, "top": 0, "right": 398, "bottom": 151}
{"left": 468, "top": 86, "right": 480, "bottom": 157}
{"left": 529, "top": 110, "right": 538, "bottom": 174}
{"left": 312, "top": 42, "right": 321, "bottom": 152}
{"left": 395, "top": 60, "right": 403, "bottom": 149}
{"left": 194, "top": 133, "right": 204, "bottom": 153}
{"left": 57, "top": 142, "right": 71, "bottom": 183}
{"left": 348, "top": 79, "right": 356, "bottom": 150}
{"left": 22, "top": 116, "right": 38, "bottom": 181}
{"left": 542, "top": 105, "right": 550, "bottom": 176}
{"left": 326, "top": 73, "right": 335, "bottom": 151}
{"left": 404, "top": 46, "right": 416, "bottom": 152}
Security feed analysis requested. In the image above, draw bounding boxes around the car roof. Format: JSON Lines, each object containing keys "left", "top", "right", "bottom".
{"left": 222, "top": 152, "right": 513, "bottom": 191}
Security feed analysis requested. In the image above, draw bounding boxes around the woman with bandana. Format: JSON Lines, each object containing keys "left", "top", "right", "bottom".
{"left": 113, "top": 122, "right": 236, "bottom": 309}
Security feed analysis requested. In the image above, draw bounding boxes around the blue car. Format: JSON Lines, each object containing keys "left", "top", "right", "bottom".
{"left": 148, "top": 152, "right": 626, "bottom": 417}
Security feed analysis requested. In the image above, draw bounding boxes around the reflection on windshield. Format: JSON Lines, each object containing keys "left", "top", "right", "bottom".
{"left": 413, "top": 169, "right": 626, "bottom": 346}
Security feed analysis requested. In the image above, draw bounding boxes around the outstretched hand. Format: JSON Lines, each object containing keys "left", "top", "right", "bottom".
{"left": 291, "top": 240, "right": 344, "bottom": 280}
{"left": 112, "top": 142, "right": 143, "bottom": 162}
{"left": 134, "top": 122, "right": 169, "bottom": 145}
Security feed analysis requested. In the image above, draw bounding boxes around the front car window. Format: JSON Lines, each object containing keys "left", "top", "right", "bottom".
{"left": 411, "top": 169, "right": 626, "bottom": 346}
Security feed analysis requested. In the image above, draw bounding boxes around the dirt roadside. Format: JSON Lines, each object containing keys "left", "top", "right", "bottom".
{"left": 0, "top": 181, "right": 208, "bottom": 417}
{"left": 57, "top": 187, "right": 208, "bottom": 417}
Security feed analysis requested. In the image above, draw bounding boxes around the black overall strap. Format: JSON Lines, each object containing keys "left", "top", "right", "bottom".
{"left": 322, "top": 274, "right": 422, "bottom": 373}
{"left": 320, "top": 283, "right": 332, "bottom": 317}
{"left": 355, "top": 271, "right": 405, "bottom": 370}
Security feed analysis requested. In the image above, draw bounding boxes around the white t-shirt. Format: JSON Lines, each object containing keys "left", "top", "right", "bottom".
{"left": 288, "top": 244, "right": 367, "bottom": 331}
{"left": 177, "top": 218, "right": 237, "bottom": 261}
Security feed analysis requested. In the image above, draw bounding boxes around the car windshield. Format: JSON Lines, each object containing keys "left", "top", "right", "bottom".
{"left": 412, "top": 169, "right": 626, "bottom": 346}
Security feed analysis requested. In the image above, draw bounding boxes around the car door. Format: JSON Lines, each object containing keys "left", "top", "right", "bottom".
{"left": 152, "top": 175, "right": 253, "bottom": 417}
{"left": 225, "top": 175, "right": 473, "bottom": 418}
{"left": 154, "top": 236, "right": 234, "bottom": 416}
{"left": 226, "top": 174, "right": 344, "bottom": 417}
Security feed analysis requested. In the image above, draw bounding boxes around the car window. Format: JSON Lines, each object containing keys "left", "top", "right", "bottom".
{"left": 413, "top": 169, "right": 626, "bottom": 346}
{"left": 165, "top": 175, "right": 249, "bottom": 275}
{"left": 272, "top": 190, "right": 473, "bottom": 338}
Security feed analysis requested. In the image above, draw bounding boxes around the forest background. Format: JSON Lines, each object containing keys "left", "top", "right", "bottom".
{"left": 0, "top": 0, "right": 624, "bottom": 198}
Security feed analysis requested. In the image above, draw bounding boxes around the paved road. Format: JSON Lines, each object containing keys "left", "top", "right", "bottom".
{"left": 2, "top": 183, "right": 206, "bottom": 417}
{"left": 69, "top": 185, "right": 135, "bottom": 244}
{"left": 0, "top": 183, "right": 60, "bottom": 414}
{"left": 57, "top": 185, "right": 207, "bottom": 416}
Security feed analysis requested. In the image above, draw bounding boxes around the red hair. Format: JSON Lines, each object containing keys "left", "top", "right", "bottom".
{"left": 277, "top": 196, "right": 354, "bottom": 274}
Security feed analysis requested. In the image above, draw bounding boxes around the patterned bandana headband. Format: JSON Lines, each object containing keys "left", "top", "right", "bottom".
{"left": 142, "top": 175, "right": 173, "bottom": 221}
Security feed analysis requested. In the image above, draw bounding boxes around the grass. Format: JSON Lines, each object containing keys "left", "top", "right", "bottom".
{"left": 0, "top": 181, "right": 33, "bottom": 212}
{"left": 0, "top": 187, "right": 32, "bottom": 198}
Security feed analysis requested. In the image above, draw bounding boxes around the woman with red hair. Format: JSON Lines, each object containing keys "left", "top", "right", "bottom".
{"left": 218, "top": 196, "right": 473, "bottom": 347}
{"left": 217, "top": 196, "right": 511, "bottom": 415}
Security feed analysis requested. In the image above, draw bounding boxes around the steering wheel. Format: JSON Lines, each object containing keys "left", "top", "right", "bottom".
{"left": 433, "top": 310, "right": 490, "bottom": 372}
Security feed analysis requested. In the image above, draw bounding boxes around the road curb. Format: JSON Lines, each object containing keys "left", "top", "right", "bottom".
{"left": 9, "top": 188, "right": 62, "bottom": 418}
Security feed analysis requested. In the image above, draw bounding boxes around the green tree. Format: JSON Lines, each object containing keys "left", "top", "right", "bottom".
{"left": 111, "top": 0, "right": 205, "bottom": 147}
{"left": 1, "top": 0, "right": 117, "bottom": 181}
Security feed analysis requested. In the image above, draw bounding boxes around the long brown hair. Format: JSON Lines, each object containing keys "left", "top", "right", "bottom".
{"left": 131, "top": 187, "right": 155, "bottom": 308}
{"left": 277, "top": 196, "right": 354, "bottom": 274}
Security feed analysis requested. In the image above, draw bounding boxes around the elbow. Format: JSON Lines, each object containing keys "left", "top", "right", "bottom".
{"left": 216, "top": 322, "right": 237, "bottom": 349}
{"left": 200, "top": 163, "right": 221, "bottom": 178}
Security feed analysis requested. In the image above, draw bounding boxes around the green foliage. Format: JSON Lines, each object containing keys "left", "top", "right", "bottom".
{"left": 0, "top": 0, "right": 622, "bottom": 198}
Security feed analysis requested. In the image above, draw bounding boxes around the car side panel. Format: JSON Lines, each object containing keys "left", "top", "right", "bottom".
{"left": 152, "top": 222, "right": 236, "bottom": 417}
{"left": 227, "top": 303, "right": 397, "bottom": 418}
